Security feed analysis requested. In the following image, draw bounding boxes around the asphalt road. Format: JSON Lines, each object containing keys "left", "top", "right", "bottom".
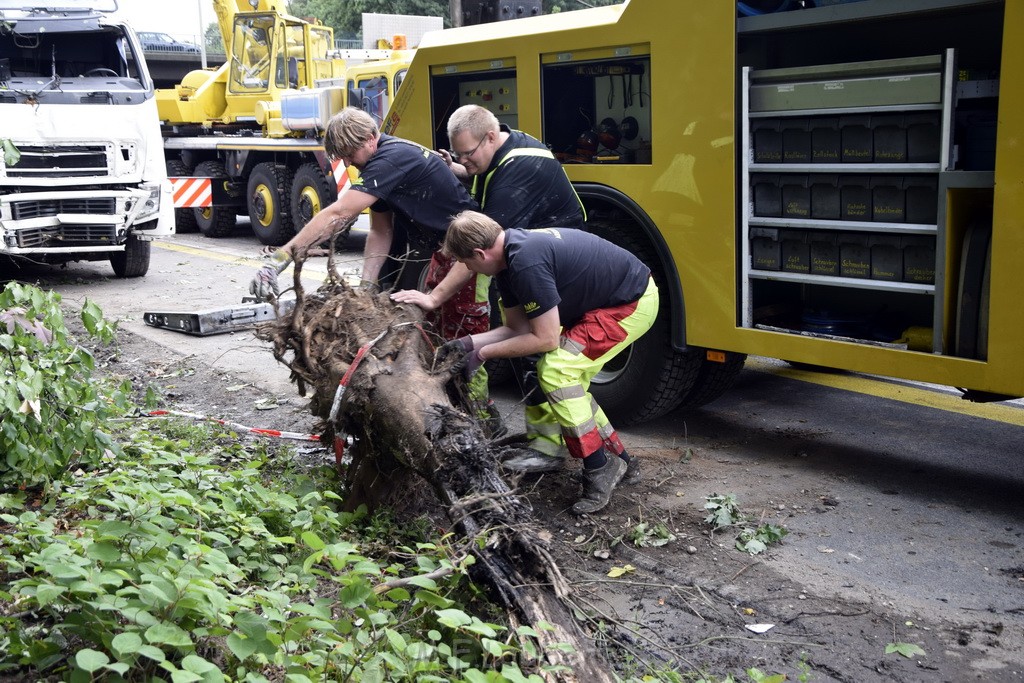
{"left": 6, "top": 225, "right": 1024, "bottom": 663}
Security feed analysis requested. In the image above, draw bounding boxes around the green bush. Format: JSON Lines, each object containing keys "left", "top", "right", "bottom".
{"left": 0, "top": 282, "right": 127, "bottom": 490}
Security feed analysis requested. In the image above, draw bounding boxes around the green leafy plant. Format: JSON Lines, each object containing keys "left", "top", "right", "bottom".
{"left": 0, "top": 409, "right": 563, "bottom": 681}
{"left": 628, "top": 521, "right": 676, "bottom": 548}
{"left": 703, "top": 493, "right": 788, "bottom": 555}
{"left": 886, "top": 642, "right": 926, "bottom": 658}
{"left": 0, "top": 283, "right": 127, "bottom": 489}
{"left": 704, "top": 492, "right": 743, "bottom": 528}
{"left": 736, "top": 523, "right": 789, "bottom": 555}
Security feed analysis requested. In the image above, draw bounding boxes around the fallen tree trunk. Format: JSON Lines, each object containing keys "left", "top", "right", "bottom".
{"left": 255, "top": 255, "right": 615, "bottom": 682}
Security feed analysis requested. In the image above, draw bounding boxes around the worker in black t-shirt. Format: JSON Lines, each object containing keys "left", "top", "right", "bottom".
{"left": 391, "top": 104, "right": 585, "bottom": 456}
{"left": 249, "top": 108, "right": 491, "bottom": 407}
{"left": 439, "top": 210, "right": 659, "bottom": 516}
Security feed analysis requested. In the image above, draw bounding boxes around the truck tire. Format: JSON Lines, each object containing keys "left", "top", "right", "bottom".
{"left": 110, "top": 232, "right": 151, "bottom": 278}
{"left": 192, "top": 161, "right": 237, "bottom": 238}
{"left": 677, "top": 351, "right": 746, "bottom": 408}
{"left": 165, "top": 159, "right": 198, "bottom": 234}
{"left": 248, "top": 162, "right": 295, "bottom": 246}
{"left": 587, "top": 217, "right": 702, "bottom": 425}
{"left": 290, "top": 163, "right": 336, "bottom": 232}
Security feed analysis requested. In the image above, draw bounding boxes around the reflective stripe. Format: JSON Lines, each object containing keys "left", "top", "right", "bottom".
{"left": 170, "top": 177, "right": 211, "bottom": 208}
{"left": 471, "top": 144, "right": 586, "bottom": 221}
{"left": 547, "top": 385, "right": 586, "bottom": 404}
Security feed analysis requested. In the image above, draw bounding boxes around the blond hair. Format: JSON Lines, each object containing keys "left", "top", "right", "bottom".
{"left": 323, "top": 107, "right": 379, "bottom": 160}
{"left": 443, "top": 210, "right": 502, "bottom": 259}
{"left": 447, "top": 104, "right": 500, "bottom": 142}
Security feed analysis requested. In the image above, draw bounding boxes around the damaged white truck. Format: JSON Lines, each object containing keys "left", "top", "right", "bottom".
{"left": 0, "top": 0, "right": 172, "bottom": 278}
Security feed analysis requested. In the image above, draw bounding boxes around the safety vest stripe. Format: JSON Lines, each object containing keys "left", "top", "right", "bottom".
{"left": 170, "top": 177, "right": 212, "bottom": 208}
{"left": 473, "top": 145, "right": 586, "bottom": 221}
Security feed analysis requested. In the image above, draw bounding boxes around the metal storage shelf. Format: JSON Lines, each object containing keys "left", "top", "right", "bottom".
{"left": 749, "top": 270, "right": 935, "bottom": 294}
{"left": 750, "top": 163, "right": 941, "bottom": 174}
{"left": 747, "top": 103, "right": 941, "bottom": 119}
{"left": 740, "top": 49, "right": 958, "bottom": 351}
{"left": 748, "top": 217, "right": 937, "bottom": 235}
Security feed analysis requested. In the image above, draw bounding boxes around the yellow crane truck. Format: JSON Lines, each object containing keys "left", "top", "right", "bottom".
{"left": 383, "top": 0, "right": 1023, "bottom": 425}
{"left": 157, "top": 0, "right": 413, "bottom": 246}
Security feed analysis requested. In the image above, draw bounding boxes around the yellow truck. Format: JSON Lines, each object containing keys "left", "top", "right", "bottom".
{"left": 156, "top": 1, "right": 417, "bottom": 245}
{"left": 384, "top": 0, "right": 1023, "bottom": 424}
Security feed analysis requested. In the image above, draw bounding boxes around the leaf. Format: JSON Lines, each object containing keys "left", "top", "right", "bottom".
{"left": 435, "top": 608, "right": 472, "bottom": 628}
{"left": 34, "top": 583, "right": 66, "bottom": 606}
{"left": 75, "top": 649, "right": 110, "bottom": 673}
{"left": 339, "top": 579, "right": 373, "bottom": 608}
{"left": 886, "top": 642, "right": 926, "bottom": 658}
{"left": 17, "top": 398, "right": 42, "bottom": 422}
{"left": 2, "top": 138, "right": 20, "bottom": 166}
{"left": 86, "top": 542, "right": 121, "bottom": 563}
{"left": 111, "top": 631, "right": 143, "bottom": 656}
{"left": 137, "top": 644, "right": 167, "bottom": 662}
{"left": 607, "top": 564, "right": 636, "bottom": 578}
{"left": 301, "top": 530, "right": 326, "bottom": 551}
{"left": 226, "top": 633, "right": 258, "bottom": 661}
{"left": 145, "top": 622, "right": 193, "bottom": 648}
{"left": 181, "top": 654, "right": 219, "bottom": 675}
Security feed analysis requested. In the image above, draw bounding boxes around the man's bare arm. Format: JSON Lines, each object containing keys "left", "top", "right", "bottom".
{"left": 390, "top": 260, "right": 474, "bottom": 309}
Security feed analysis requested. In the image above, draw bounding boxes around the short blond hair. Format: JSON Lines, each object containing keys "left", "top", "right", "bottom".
{"left": 447, "top": 104, "right": 499, "bottom": 142}
{"left": 443, "top": 210, "right": 502, "bottom": 259}
{"left": 324, "top": 107, "right": 379, "bottom": 160}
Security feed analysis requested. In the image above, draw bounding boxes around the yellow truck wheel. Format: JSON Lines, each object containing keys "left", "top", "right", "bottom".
{"left": 290, "top": 163, "right": 337, "bottom": 232}
{"left": 192, "top": 161, "right": 237, "bottom": 238}
{"left": 247, "top": 162, "right": 295, "bottom": 246}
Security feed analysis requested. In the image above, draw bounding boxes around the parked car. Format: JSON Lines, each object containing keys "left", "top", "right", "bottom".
{"left": 138, "top": 31, "right": 199, "bottom": 53}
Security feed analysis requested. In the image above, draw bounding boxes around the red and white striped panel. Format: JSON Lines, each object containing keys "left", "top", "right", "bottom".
{"left": 330, "top": 159, "right": 351, "bottom": 196}
{"left": 170, "top": 177, "right": 212, "bottom": 208}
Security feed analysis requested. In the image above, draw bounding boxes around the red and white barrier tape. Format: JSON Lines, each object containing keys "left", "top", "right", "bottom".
{"left": 143, "top": 409, "right": 321, "bottom": 442}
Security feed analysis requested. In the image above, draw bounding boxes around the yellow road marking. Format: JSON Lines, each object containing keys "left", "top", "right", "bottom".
{"left": 155, "top": 240, "right": 327, "bottom": 282}
{"left": 745, "top": 357, "right": 1024, "bottom": 427}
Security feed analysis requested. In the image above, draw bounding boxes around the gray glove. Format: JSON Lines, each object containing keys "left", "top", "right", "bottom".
{"left": 437, "top": 336, "right": 473, "bottom": 364}
{"left": 249, "top": 249, "right": 291, "bottom": 301}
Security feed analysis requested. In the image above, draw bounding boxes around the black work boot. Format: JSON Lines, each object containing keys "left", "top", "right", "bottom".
{"left": 572, "top": 456, "right": 626, "bottom": 515}
{"left": 621, "top": 455, "right": 641, "bottom": 484}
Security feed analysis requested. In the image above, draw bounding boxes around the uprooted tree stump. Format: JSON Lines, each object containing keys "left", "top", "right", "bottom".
{"left": 254, "top": 254, "right": 616, "bottom": 682}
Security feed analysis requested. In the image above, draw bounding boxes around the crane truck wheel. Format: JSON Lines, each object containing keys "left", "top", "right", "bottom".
{"left": 165, "top": 159, "right": 198, "bottom": 233}
{"left": 248, "top": 162, "right": 295, "bottom": 246}
{"left": 192, "top": 161, "right": 237, "bottom": 238}
{"left": 586, "top": 216, "right": 702, "bottom": 425}
{"left": 110, "top": 232, "right": 151, "bottom": 278}
{"left": 290, "top": 163, "right": 337, "bottom": 232}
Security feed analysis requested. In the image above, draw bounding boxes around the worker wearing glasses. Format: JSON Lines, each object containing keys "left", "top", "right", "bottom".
{"left": 392, "top": 104, "right": 587, "bottom": 473}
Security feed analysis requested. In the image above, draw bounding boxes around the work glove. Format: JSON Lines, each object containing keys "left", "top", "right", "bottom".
{"left": 436, "top": 336, "right": 474, "bottom": 364}
{"left": 249, "top": 249, "right": 291, "bottom": 301}
{"left": 450, "top": 348, "right": 485, "bottom": 381}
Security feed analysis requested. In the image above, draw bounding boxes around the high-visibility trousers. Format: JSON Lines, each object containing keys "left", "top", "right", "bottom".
{"left": 425, "top": 251, "right": 491, "bottom": 405}
{"left": 528, "top": 277, "right": 659, "bottom": 459}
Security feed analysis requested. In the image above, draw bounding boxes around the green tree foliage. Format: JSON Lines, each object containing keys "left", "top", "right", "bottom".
{"left": 203, "top": 21, "right": 224, "bottom": 53}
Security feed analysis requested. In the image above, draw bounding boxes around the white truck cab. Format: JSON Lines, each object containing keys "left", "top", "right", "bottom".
{"left": 0, "top": 0, "right": 172, "bottom": 277}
